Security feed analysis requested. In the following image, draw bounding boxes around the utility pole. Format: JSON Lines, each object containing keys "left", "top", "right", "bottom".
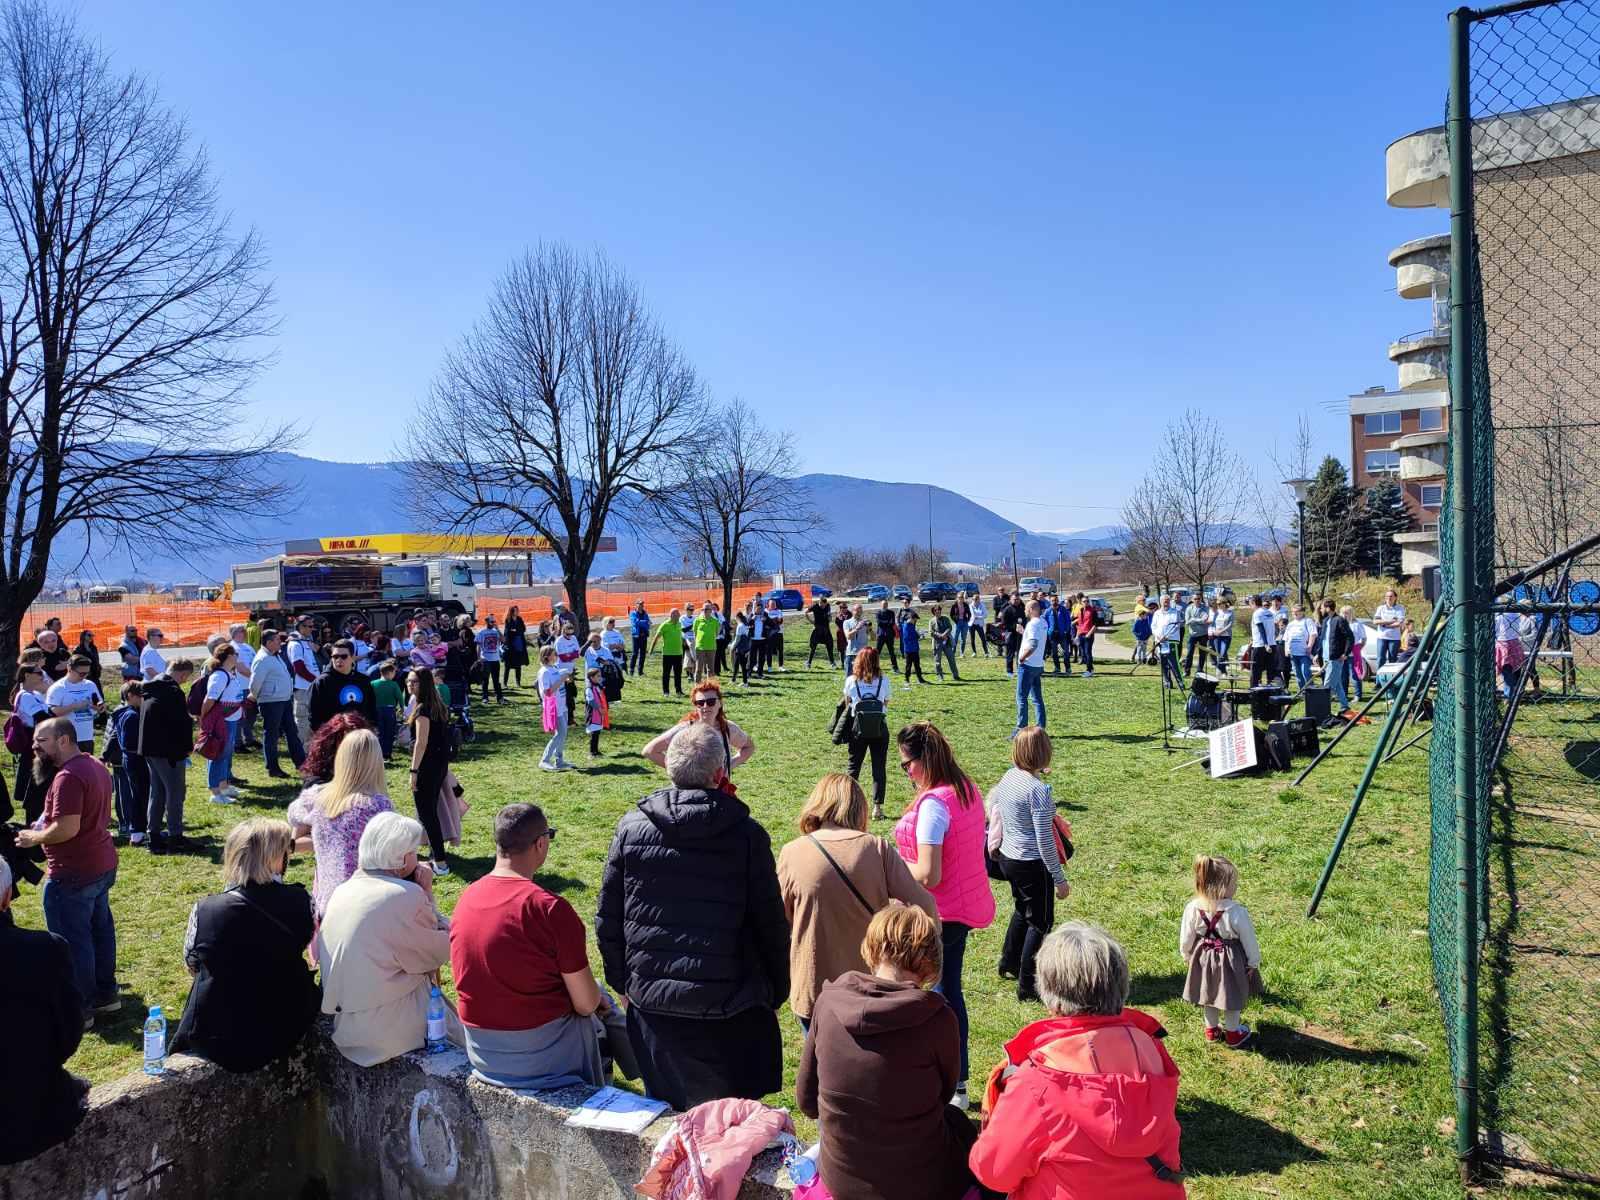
{"left": 927, "top": 486, "right": 935, "bottom": 580}
{"left": 1009, "top": 531, "right": 1021, "bottom": 593}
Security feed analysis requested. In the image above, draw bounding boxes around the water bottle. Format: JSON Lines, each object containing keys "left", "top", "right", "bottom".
{"left": 143, "top": 1006, "right": 166, "bottom": 1076}
{"left": 426, "top": 986, "right": 447, "bottom": 1053}
{"left": 779, "top": 1135, "right": 817, "bottom": 1188}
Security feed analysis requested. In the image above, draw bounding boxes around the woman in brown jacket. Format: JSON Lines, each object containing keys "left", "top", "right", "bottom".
{"left": 796, "top": 905, "right": 981, "bottom": 1200}
{"left": 776, "top": 773, "right": 935, "bottom": 1031}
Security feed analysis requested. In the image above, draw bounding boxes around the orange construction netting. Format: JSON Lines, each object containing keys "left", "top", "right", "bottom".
{"left": 25, "top": 600, "right": 252, "bottom": 650}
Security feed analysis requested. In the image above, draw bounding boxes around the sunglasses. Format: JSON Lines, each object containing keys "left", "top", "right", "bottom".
{"left": 542, "top": 826, "right": 558, "bottom": 842}
{"left": 899, "top": 758, "right": 917, "bottom": 774}
{"left": 692, "top": 696, "right": 719, "bottom": 708}
{"left": 331, "top": 652, "right": 351, "bottom": 660}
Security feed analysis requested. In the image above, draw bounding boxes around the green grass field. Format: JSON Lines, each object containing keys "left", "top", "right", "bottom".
{"left": 12, "top": 643, "right": 1492, "bottom": 1198}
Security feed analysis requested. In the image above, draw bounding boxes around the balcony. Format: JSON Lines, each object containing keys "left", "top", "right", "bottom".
{"left": 1387, "top": 328, "right": 1449, "bottom": 391}
{"left": 1390, "top": 429, "right": 1447, "bottom": 480}
{"left": 1393, "top": 529, "right": 1440, "bottom": 576}
{"left": 1387, "top": 234, "right": 1450, "bottom": 300}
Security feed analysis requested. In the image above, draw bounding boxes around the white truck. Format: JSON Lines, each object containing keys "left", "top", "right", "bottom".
{"left": 230, "top": 556, "right": 477, "bottom": 635}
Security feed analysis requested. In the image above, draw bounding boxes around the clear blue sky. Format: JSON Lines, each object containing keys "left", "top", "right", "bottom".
{"left": 79, "top": 0, "right": 1450, "bottom": 532}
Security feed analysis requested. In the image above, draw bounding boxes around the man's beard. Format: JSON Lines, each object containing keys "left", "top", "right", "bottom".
{"left": 32, "top": 753, "right": 57, "bottom": 788}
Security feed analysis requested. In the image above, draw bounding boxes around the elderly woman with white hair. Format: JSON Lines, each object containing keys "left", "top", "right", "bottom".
{"left": 970, "top": 922, "right": 1186, "bottom": 1199}
{"left": 597, "top": 720, "right": 788, "bottom": 1111}
{"left": 169, "top": 819, "right": 321, "bottom": 1073}
{"left": 315, "top": 811, "right": 461, "bottom": 1066}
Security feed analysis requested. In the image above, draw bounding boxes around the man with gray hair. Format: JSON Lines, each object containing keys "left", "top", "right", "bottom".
{"left": 0, "top": 855, "right": 92, "bottom": 1164}
{"left": 596, "top": 721, "right": 788, "bottom": 1111}
{"left": 316, "top": 812, "right": 457, "bottom": 1067}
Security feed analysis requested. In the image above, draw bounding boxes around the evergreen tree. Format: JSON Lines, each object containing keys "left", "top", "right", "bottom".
{"left": 1294, "top": 456, "right": 1362, "bottom": 596}
{"left": 1358, "top": 479, "right": 1415, "bottom": 580}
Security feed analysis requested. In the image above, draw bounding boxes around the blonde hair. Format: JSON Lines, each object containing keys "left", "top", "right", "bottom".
{"left": 798, "top": 772, "right": 868, "bottom": 834}
{"left": 1194, "top": 853, "right": 1239, "bottom": 910}
{"left": 318, "top": 729, "right": 387, "bottom": 820}
{"left": 861, "top": 904, "right": 942, "bottom": 986}
{"left": 1011, "top": 726, "right": 1053, "bottom": 775}
{"left": 222, "top": 818, "right": 294, "bottom": 888}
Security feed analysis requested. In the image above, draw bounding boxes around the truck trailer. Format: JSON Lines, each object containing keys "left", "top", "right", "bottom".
{"left": 231, "top": 556, "right": 476, "bottom": 634}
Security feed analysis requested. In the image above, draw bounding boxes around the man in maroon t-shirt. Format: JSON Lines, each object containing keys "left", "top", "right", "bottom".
{"left": 16, "top": 716, "right": 119, "bottom": 1024}
{"left": 449, "top": 803, "right": 613, "bottom": 1088}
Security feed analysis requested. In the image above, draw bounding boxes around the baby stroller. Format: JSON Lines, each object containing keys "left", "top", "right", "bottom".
{"left": 446, "top": 689, "right": 474, "bottom": 755}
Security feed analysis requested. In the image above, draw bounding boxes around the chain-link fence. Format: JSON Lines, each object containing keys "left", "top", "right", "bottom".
{"left": 1432, "top": 0, "right": 1600, "bottom": 1183}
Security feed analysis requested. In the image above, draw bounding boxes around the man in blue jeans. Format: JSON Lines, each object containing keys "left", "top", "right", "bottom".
{"left": 248, "top": 627, "right": 304, "bottom": 778}
{"left": 629, "top": 600, "right": 651, "bottom": 676}
{"left": 16, "top": 717, "right": 120, "bottom": 1027}
{"left": 1014, "top": 600, "right": 1049, "bottom": 736}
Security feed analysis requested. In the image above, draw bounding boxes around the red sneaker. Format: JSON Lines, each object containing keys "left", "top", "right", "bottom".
{"left": 1224, "top": 1024, "right": 1254, "bottom": 1049}
{"left": 1204, "top": 1026, "right": 1222, "bottom": 1043}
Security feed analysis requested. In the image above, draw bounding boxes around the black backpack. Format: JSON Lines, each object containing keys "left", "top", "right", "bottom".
{"left": 851, "top": 679, "right": 889, "bottom": 740}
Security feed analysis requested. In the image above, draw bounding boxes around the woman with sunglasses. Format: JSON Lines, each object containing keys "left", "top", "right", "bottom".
{"left": 640, "top": 679, "right": 755, "bottom": 782}
{"left": 892, "top": 721, "right": 995, "bottom": 1112}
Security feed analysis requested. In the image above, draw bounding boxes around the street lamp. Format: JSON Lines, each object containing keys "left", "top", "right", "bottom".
{"left": 1283, "top": 477, "right": 1314, "bottom": 605}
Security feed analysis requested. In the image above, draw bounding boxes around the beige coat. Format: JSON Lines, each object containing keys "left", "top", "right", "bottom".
{"left": 316, "top": 870, "right": 454, "bottom": 1066}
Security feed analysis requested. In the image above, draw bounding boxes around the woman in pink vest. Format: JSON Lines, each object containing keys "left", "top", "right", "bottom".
{"left": 893, "top": 721, "right": 996, "bottom": 1111}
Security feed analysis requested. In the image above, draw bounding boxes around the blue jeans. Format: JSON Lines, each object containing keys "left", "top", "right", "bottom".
{"left": 954, "top": 620, "right": 969, "bottom": 654}
{"left": 1378, "top": 638, "right": 1400, "bottom": 667}
{"left": 1291, "top": 654, "right": 1313, "bottom": 689}
{"left": 207, "top": 720, "right": 238, "bottom": 789}
{"left": 630, "top": 636, "right": 648, "bottom": 675}
{"left": 42, "top": 867, "right": 117, "bottom": 1013}
{"left": 1212, "top": 636, "right": 1231, "bottom": 667}
{"left": 1015, "top": 664, "right": 1045, "bottom": 729}
{"left": 541, "top": 704, "right": 569, "bottom": 766}
{"left": 1326, "top": 658, "right": 1350, "bottom": 709}
{"left": 933, "top": 921, "right": 971, "bottom": 1082}
{"left": 1159, "top": 643, "right": 1185, "bottom": 688}
{"left": 1078, "top": 632, "right": 1095, "bottom": 672}
{"left": 376, "top": 705, "right": 398, "bottom": 759}
{"left": 260, "top": 699, "right": 305, "bottom": 773}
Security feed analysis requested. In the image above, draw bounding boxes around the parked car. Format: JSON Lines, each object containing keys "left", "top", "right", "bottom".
{"left": 1087, "top": 597, "right": 1115, "bottom": 626}
{"left": 1203, "top": 584, "right": 1236, "bottom": 603}
{"left": 892, "top": 584, "right": 913, "bottom": 602}
{"left": 1019, "top": 576, "right": 1058, "bottom": 595}
{"left": 761, "top": 588, "right": 806, "bottom": 611}
{"left": 860, "top": 583, "right": 890, "bottom": 602}
{"left": 917, "top": 581, "right": 958, "bottom": 602}
{"left": 955, "top": 582, "right": 980, "bottom": 597}
{"left": 810, "top": 583, "right": 833, "bottom": 599}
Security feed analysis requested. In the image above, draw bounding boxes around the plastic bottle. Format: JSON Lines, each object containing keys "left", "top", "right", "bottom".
{"left": 426, "top": 986, "right": 447, "bottom": 1053}
{"left": 143, "top": 1005, "right": 166, "bottom": 1076}
{"left": 779, "top": 1135, "right": 817, "bottom": 1188}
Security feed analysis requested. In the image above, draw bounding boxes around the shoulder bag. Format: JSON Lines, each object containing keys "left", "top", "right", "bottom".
{"left": 807, "top": 834, "right": 874, "bottom": 916}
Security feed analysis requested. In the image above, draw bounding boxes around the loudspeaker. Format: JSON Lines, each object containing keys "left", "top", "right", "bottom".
{"left": 1302, "top": 686, "right": 1331, "bottom": 721}
{"left": 1265, "top": 721, "right": 1292, "bottom": 771}
{"left": 1288, "top": 716, "right": 1320, "bottom": 757}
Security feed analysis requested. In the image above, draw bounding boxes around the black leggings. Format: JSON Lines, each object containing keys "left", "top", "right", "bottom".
{"left": 662, "top": 654, "right": 683, "bottom": 695}
{"left": 847, "top": 733, "right": 888, "bottom": 809}
{"left": 807, "top": 630, "right": 835, "bottom": 666}
{"left": 732, "top": 644, "right": 752, "bottom": 684}
{"left": 413, "top": 755, "right": 450, "bottom": 864}
{"left": 903, "top": 650, "right": 927, "bottom": 682}
{"left": 874, "top": 632, "right": 899, "bottom": 671}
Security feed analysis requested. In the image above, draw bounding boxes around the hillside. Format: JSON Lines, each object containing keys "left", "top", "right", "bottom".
{"left": 50, "top": 454, "right": 1271, "bottom": 585}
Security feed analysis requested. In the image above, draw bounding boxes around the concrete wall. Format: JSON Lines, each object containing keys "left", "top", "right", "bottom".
{"left": 1, "top": 1028, "right": 793, "bottom": 1200}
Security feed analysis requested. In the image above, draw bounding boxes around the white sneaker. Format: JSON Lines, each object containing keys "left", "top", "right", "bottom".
{"left": 949, "top": 1086, "right": 970, "bottom": 1110}
{"left": 129, "top": 832, "right": 146, "bottom": 845}
{"left": 539, "top": 762, "right": 559, "bottom": 772}
{"left": 1083, "top": 671, "right": 1095, "bottom": 679}
{"left": 430, "top": 860, "right": 451, "bottom": 877}
{"left": 221, "top": 785, "right": 241, "bottom": 799}
{"left": 210, "top": 792, "right": 237, "bottom": 805}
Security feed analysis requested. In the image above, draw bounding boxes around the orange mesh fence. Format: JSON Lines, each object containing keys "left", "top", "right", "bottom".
{"left": 25, "top": 600, "right": 251, "bottom": 650}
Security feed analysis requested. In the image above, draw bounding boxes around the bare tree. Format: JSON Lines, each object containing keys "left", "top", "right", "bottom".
{"left": 1150, "top": 409, "right": 1244, "bottom": 594}
{"left": 401, "top": 244, "right": 706, "bottom": 634}
{"left": 1120, "top": 477, "right": 1181, "bottom": 596}
{"left": 669, "top": 398, "right": 824, "bottom": 617}
{"left": 1250, "top": 414, "right": 1315, "bottom": 592}
{"left": 0, "top": 1, "right": 288, "bottom": 690}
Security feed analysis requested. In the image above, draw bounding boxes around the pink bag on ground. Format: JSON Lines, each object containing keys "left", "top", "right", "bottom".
{"left": 541, "top": 693, "right": 559, "bottom": 733}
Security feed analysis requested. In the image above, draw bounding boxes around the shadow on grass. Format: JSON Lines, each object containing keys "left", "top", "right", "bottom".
{"left": 1056, "top": 732, "right": 1150, "bottom": 745}
{"left": 1128, "top": 969, "right": 1188, "bottom": 1007}
{"left": 1250, "top": 1022, "right": 1417, "bottom": 1067}
{"left": 577, "top": 762, "right": 651, "bottom": 777}
{"left": 1177, "top": 1095, "right": 1325, "bottom": 1176}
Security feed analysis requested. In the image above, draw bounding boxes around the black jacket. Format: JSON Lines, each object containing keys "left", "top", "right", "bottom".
{"left": 1321, "top": 616, "right": 1355, "bottom": 662}
{"left": 137, "top": 675, "right": 194, "bottom": 763}
{"left": 308, "top": 669, "right": 378, "bottom": 731}
{"left": 170, "top": 881, "right": 320, "bottom": 1073}
{"left": 0, "top": 911, "right": 88, "bottom": 1164}
{"left": 596, "top": 786, "right": 789, "bottom": 1018}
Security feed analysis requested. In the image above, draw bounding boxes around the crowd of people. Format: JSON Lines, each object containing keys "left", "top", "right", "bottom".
{"left": 0, "top": 588, "right": 1294, "bottom": 1196}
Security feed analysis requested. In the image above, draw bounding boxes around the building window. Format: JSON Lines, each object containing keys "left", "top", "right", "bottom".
{"left": 1365, "top": 450, "right": 1401, "bottom": 476}
{"left": 1364, "top": 412, "right": 1401, "bottom": 435}
{"left": 1420, "top": 484, "right": 1443, "bottom": 508}
{"left": 1418, "top": 407, "right": 1444, "bottom": 432}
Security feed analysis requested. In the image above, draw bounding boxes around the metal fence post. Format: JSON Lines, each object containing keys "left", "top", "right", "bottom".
{"left": 1448, "top": 5, "right": 1481, "bottom": 1182}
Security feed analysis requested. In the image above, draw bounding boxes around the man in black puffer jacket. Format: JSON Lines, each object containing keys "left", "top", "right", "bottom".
{"left": 596, "top": 721, "right": 788, "bottom": 1111}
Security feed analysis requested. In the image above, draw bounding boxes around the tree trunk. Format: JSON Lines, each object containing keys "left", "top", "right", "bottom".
{"left": 721, "top": 572, "right": 736, "bottom": 625}
{"left": 565, "top": 572, "right": 590, "bottom": 639}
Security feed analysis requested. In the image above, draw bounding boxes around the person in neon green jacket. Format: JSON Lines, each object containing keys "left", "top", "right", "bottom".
{"left": 692, "top": 607, "right": 720, "bottom": 683}
{"left": 649, "top": 607, "right": 685, "bottom": 697}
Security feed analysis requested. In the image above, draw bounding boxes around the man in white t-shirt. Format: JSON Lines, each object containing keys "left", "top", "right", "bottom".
{"left": 1284, "top": 604, "right": 1320, "bottom": 691}
{"left": 1249, "top": 595, "right": 1280, "bottom": 688}
{"left": 1014, "top": 600, "right": 1050, "bottom": 737}
{"left": 284, "top": 616, "right": 319, "bottom": 747}
{"left": 227, "top": 623, "right": 260, "bottom": 750}
{"left": 1149, "top": 595, "right": 1183, "bottom": 689}
{"left": 45, "top": 654, "right": 105, "bottom": 750}
{"left": 1372, "top": 588, "right": 1406, "bottom": 668}
{"left": 139, "top": 628, "right": 167, "bottom": 682}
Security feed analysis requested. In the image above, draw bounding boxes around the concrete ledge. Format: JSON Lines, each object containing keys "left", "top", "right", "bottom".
{"left": 3, "top": 1024, "right": 795, "bottom": 1200}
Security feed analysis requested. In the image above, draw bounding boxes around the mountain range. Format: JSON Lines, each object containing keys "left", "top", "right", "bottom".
{"left": 51, "top": 453, "right": 1275, "bottom": 585}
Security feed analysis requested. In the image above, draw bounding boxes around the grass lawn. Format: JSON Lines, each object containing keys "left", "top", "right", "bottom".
{"left": 13, "top": 644, "right": 1503, "bottom": 1198}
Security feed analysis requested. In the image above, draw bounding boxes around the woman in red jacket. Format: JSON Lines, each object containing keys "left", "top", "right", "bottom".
{"left": 971, "top": 922, "right": 1185, "bottom": 1199}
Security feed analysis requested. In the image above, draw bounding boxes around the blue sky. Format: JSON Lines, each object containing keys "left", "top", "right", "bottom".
{"left": 77, "top": 0, "right": 1450, "bottom": 531}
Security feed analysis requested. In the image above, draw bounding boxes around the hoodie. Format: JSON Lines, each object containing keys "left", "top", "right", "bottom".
{"left": 796, "top": 972, "right": 977, "bottom": 1200}
{"left": 595, "top": 786, "right": 789, "bottom": 1019}
{"left": 137, "top": 675, "right": 195, "bottom": 763}
{"left": 971, "top": 1009, "right": 1185, "bottom": 1200}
